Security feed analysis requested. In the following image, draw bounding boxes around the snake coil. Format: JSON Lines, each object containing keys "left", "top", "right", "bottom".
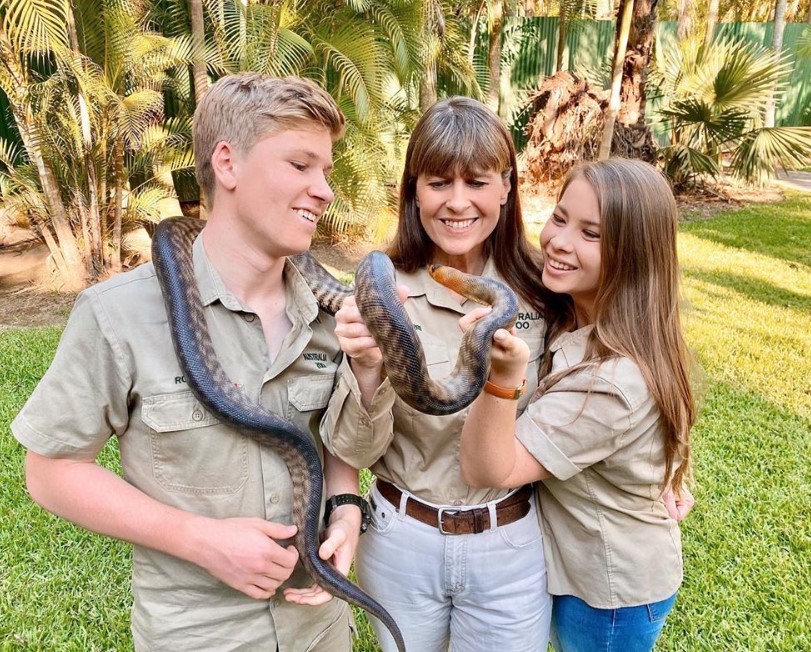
{"left": 152, "top": 216, "right": 519, "bottom": 652}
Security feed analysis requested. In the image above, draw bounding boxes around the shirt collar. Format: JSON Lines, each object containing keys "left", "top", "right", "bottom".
{"left": 549, "top": 324, "right": 594, "bottom": 354}
{"left": 193, "top": 233, "right": 319, "bottom": 324}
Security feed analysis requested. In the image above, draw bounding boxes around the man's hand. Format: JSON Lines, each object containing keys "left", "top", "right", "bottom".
{"left": 187, "top": 516, "right": 299, "bottom": 600}
{"left": 283, "top": 504, "right": 361, "bottom": 606}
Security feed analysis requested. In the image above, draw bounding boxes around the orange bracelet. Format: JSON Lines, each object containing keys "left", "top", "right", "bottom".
{"left": 483, "top": 377, "right": 527, "bottom": 400}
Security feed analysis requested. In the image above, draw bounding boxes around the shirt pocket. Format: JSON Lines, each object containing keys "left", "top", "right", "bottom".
{"left": 287, "top": 374, "right": 334, "bottom": 437}
{"left": 143, "top": 390, "right": 249, "bottom": 495}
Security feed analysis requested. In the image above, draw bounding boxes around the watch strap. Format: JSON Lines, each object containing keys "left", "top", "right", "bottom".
{"left": 483, "top": 377, "right": 527, "bottom": 400}
{"left": 324, "top": 493, "right": 371, "bottom": 534}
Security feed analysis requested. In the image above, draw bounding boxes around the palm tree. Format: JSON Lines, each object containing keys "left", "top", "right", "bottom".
{"left": 0, "top": 0, "right": 192, "bottom": 288}
{"left": 655, "top": 34, "right": 811, "bottom": 186}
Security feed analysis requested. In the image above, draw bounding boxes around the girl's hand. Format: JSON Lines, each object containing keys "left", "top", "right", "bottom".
{"left": 459, "top": 308, "right": 530, "bottom": 383}
{"left": 664, "top": 485, "right": 696, "bottom": 522}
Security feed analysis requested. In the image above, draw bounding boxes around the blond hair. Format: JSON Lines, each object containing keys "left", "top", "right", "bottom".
{"left": 193, "top": 73, "right": 345, "bottom": 205}
{"left": 544, "top": 159, "right": 695, "bottom": 493}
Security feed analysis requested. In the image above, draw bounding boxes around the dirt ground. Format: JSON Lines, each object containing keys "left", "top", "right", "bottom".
{"left": 0, "top": 239, "right": 371, "bottom": 330}
{"left": 0, "top": 185, "right": 789, "bottom": 330}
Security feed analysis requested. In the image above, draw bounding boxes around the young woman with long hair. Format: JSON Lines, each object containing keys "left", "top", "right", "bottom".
{"left": 460, "top": 158, "right": 696, "bottom": 652}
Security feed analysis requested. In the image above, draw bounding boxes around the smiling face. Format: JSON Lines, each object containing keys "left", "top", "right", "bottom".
{"left": 415, "top": 168, "right": 510, "bottom": 273}
{"left": 225, "top": 125, "right": 335, "bottom": 258}
{"left": 540, "top": 176, "right": 602, "bottom": 325}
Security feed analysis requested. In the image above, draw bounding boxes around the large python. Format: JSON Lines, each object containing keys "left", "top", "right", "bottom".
{"left": 152, "top": 216, "right": 519, "bottom": 652}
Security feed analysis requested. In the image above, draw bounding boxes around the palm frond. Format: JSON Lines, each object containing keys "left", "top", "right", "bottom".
{"left": 729, "top": 127, "right": 811, "bottom": 186}
{"left": 2, "top": 0, "right": 70, "bottom": 55}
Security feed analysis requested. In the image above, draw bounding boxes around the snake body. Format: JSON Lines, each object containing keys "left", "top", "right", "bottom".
{"left": 152, "top": 216, "right": 519, "bottom": 652}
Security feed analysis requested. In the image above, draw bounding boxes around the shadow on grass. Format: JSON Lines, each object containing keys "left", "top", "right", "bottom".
{"left": 681, "top": 195, "right": 811, "bottom": 269}
{"left": 683, "top": 268, "right": 811, "bottom": 312}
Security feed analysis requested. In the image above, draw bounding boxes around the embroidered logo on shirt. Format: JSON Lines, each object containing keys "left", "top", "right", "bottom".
{"left": 515, "top": 311, "right": 542, "bottom": 330}
{"left": 303, "top": 352, "right": 328, "bottom": 369}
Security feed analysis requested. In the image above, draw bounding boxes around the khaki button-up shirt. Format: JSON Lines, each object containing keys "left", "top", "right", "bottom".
{"left": 322, "top": 260, "right": 546, "bottom": 505}
{"left": 12, "top": 235, "right": 350, "bottom": 651}
{"left": 515, "top": 326, "right": 683, "bottom": 609}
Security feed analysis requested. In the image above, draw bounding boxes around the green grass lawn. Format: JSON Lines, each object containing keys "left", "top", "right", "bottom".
{"left": 2, "top": 193, "right": 810, "bottom": 650}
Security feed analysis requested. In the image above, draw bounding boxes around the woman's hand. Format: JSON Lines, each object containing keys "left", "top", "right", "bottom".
{"left": 334, "top": 295, "right": 383, "bottom": 370}
{"left": 334, "top": 286, "right": 410, "bottom": 372}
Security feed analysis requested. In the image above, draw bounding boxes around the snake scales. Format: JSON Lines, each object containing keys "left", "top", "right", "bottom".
{"left": 152, "top": 216, "right": 519, "bottom": 652}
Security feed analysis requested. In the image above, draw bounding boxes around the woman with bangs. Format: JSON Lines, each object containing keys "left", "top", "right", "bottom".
{"left": 321, "top": 97, "right": 563, "bottom": 651}
{"left": 459, "top": 159, "right": 696, "bottom": 651}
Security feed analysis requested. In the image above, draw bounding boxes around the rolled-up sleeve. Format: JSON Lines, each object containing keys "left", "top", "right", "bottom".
{"left": 515, "top": 372, "right": 635, "bottom": 481}
{"left": 320, "top": 356, "right": 396, "bottom": 468}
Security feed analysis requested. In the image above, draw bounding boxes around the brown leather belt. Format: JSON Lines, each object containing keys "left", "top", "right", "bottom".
{"left": 376, "top": 480, "right": 532, "bottom": 535}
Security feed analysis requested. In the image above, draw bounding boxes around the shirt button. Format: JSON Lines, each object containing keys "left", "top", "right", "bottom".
{"left": 269, "top": 494, "right": 280, "bottom": 504}
{"left": 360, "top": 415, "right": 370, "bottom": 427}
{"left": 192, "top": 410, "right": 203, "bottom": 421}
{"left": 271, "top": 598, "right": 281, "bottom": 608}
{"left": 244, "top": 313, "right": 256, "bottom": 323}
{"left": 452, "top": 499, "right": 463, "bottom": 507}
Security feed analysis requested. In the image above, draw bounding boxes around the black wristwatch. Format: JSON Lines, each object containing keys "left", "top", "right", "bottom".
{"left": 324, "top": 494, "right": 372, "bottom": 535}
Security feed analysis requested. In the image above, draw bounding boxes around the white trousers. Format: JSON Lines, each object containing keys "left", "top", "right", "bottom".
{"left": 356, "top": 481, "right": 552, "bottom": 652}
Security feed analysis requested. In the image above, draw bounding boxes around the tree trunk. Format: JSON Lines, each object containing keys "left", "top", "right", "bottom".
{"left": 67, "top": 7, "right": 103, "bottom": 278}
{"left": 677, "top": 0, "right": 691, "bottom": 40}
{"left": 190, "top": 0, "right": 208, "bottom": 102}
{"left": 618, "top": 0, "right": 657, "bottom": 127}
{"left": 14, "top": 106, "right": 86, "bottom": 289}
{"left": 599, "top": 0, "right": 633, "bottom": 159}
{"left": 765, "top": 0, "right": 788, "bottom": 128}
{"left": 419, "top": 0, "right": 443, "bottom": 112}
{"left": 487, "top": 0, "right": 504, "bottom": 113}
{"left": 555, "top": 6, "right": 569, "bottom": 72}
{"left": 112, "top": 137, "right": 125, "bottom": 272}
{"left": 705, "top": 0, "right": 719, "bottom": 48}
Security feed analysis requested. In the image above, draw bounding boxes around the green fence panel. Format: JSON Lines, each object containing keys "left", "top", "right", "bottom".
{"left": 497, "top": 18, "right": 811, "bottom": 150}
{"left": 714, "top": 22, "right": 811, "bottom": 126}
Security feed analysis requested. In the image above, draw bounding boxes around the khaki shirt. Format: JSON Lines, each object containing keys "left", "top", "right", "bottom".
{"left": 515, "top": 326, "right": 683, "bottom": 609}
{"left": 12, "top": 235, "right": 351, "bottom": 651}
{"left": 322, "top": 260, "right": 546, "bottom": 505}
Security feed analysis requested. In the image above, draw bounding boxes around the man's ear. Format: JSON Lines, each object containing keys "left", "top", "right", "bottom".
{"left": 211, "top": 141, "right": 237, "bottom": 191}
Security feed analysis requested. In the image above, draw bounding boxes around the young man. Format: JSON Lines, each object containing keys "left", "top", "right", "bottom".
{"left": 12, "top": 73, "right": 365, "bottom": 651}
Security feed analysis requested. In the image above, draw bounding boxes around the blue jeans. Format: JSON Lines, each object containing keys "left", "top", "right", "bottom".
{"left": 550, "top": 592, "right": 677, "bottom": 652}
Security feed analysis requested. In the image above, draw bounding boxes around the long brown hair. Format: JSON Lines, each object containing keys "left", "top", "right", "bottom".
{"left": 387, "top": 96, "right": 560, "bottom": 317}
{"left": 544, "top": 159, "right": 695, "bottom": 492}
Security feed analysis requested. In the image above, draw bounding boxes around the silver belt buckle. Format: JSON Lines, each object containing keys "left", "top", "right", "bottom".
{"left": 437, "top": 507, "right": 460, "bottom": 535}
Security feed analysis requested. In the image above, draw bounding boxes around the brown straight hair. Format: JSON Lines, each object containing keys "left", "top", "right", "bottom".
{"left": 387, "top": 96, "right": 563, "bottom": 319}
{"left": 542, "top": 159, "right": 695, "bottom": 493}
